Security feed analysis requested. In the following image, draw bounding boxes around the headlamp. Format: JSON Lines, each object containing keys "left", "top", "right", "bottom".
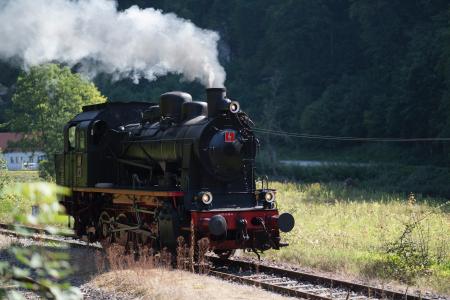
{"left": 229, "top": 101, "right": 240, "bottom": 113}
{"left": 199, "top": 191, "right": 213, "bottom": 205}
{"left": 263, "top": 191, "right": 275, "bottom": 203}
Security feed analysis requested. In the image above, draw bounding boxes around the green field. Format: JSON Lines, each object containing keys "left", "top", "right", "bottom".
{"left": 263, "top": 181, "right": 450, "bottom": 295}
{"left": 3, "top": 170, "right": 40, "bottom": 182}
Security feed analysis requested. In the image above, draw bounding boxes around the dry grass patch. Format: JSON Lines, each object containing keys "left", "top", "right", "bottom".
{"left": 91, "top": 243, "right": 293, "bottom": 299}
{"left": 91, "top": 268, "right": 294, "bottom": 300}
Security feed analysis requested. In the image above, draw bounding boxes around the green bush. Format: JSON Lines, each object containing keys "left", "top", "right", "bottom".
{"left": 0, "top": 150, "right": 6, "bottom": 171}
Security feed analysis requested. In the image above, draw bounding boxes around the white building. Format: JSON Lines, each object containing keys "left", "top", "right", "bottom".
{"left": 3, "top": 151, "right": 46, "bottom": 170}
{"left": 0, "top": 132, "right": 46, "bottom": 171}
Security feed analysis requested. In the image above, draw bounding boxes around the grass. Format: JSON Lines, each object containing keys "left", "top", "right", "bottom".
{"left": 261, "top": 181, "right": 450, "bottom": 295}
{"left": 6, "top": 170, "right": 40, "bottom": 182}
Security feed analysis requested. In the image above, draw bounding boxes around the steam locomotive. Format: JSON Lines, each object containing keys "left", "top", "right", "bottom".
{"left": 55, "top": 88, "right": 294, "bottom": 258}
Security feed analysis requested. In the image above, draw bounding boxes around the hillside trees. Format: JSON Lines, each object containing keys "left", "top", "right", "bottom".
{"left": 101, "top": 1, "right": 450, "bottom": 163}
{"left": 0, "top": 1, "right": 449, "bottom": 163}
{"left": 7, "top": 64, "right": 106, "bottom": 168}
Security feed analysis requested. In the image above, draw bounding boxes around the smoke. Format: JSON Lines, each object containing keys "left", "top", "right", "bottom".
{"left": 0, "top": 0, "right": 226, "bottom": 87}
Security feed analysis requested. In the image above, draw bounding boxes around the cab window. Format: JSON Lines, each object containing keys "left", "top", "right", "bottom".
{"left": 68, "top": 125, "right": 76, "bottom": 150}
{"left": 78, "top": 130, "right": 86, "bottom": 151}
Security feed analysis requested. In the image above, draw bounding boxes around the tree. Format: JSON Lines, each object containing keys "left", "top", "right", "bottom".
{"left": 7, "top": 64, "right": 106, "bottom": 171}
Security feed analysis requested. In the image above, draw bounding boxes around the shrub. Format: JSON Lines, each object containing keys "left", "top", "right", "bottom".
{"left": 373, "top": 194, "right": 450, "bottom": 287}
{"left": 0, "top": 150, "right": 6, "bottom": 171}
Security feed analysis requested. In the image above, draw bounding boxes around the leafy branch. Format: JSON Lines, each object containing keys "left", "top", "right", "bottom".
{"left": 0, "top": 183, "right": 81, "bottom": 300}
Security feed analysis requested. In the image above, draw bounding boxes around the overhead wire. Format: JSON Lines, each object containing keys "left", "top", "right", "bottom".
{"left": 253, "top": 127, "right": 450, "bottom": 143}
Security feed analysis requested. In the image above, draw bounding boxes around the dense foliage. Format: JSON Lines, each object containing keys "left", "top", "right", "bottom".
{"left": 0, "top": 1, "right": 449, "bottom": 165}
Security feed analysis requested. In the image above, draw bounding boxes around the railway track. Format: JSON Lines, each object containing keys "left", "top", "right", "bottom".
{"left": 0, "top": 224, "right": 444, "bottom": 300}
{"left": 0, "top": 222, "right": 100, "bottom": 249}
{"left": 208, "top": 257, "right": 438, "bottom": 300}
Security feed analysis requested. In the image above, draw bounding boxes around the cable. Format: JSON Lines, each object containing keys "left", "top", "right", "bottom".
{"left": 253, "top": 127, "right": 450, "bottom": 143}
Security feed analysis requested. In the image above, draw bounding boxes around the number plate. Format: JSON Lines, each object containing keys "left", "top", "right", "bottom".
{"left": 225, "top": 131, "right": 235, "bottom": 142}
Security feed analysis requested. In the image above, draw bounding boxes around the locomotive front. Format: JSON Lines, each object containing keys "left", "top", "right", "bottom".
{"left": 121, "top": 88, "right": 294, "bottom": 255}
{"left": 188, "top": 88, "right": 295, "bottom": 256}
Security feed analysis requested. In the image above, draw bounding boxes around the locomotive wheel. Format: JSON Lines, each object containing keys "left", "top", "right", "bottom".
{"left": 98, "top": 212, "right": 113, "bottom": 241}
{"left": 138, "top": 222, "right": 151, "bottom": 246}
{"left": 114, "top": 214, "right": 130, "bottom": 246}
{"left": 214, "top": 249, "right": 235, "bottom": 259}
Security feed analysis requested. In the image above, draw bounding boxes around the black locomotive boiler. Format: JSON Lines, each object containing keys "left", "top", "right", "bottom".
{"left": 55, "top": 88, "right": 294, "bottom": 258}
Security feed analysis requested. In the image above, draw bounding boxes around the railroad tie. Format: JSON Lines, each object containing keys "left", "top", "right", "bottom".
{"left": 273, "top": 281, "right": 298, "bottom": 286}
{"left": 242, "top": 274, "right": 268, "bottom": 279}
{"left": 301, "top": 287, "right": 331, "bottom": 293}
{"left": 258, "top": 277, "right": 285, "bottom": 283}
{"left": 292, "top": 284, "right": 315, "bottom": 290}
{"left": 331, "top": 291, "right": 355, "bottom": 298}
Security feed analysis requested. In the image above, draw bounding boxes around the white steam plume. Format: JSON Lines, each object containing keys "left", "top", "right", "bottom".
{"left": 0, "top": 0, "right": 226, "bottom": 87}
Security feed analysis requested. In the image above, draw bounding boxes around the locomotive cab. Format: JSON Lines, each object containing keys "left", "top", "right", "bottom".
{"left": 56, "top": 102, "right": 153, "bottom": 188}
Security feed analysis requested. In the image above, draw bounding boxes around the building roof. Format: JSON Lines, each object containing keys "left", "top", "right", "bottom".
{"left": 0, "top": 132, "right": 23, "bottom": 151}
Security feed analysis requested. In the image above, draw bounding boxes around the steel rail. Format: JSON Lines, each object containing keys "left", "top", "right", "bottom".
{"left": 209, "top": 257, "right": 433, "bottom": 300}
{"left": 209, "top": 268, "right": 332, "bottom": 300}
{"left": 0, "top": 223, "right": 100, "bottom": 249}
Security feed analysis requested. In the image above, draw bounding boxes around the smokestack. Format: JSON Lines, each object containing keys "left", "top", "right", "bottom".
{"left": 206, "top": 88, "right": 231, "bottom": 117}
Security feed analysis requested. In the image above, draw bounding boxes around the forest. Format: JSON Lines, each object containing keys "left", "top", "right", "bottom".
{"left": 1, "top": 0, "right": 450, "bottom": 165}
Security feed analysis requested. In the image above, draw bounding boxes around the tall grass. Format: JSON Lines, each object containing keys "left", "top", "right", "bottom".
{"left": 263, "top": 181, "right": 450, "bottom": 294}
{"left": 0, "top": 170, "right": 28, "bottom": 223}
